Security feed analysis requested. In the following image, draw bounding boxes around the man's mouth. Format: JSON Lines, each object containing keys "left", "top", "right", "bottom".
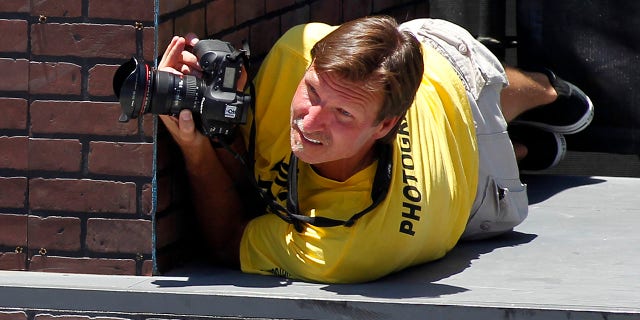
{"left": 293, "top": 119, "right": 323, "bottom": 145}
{"left": 301, "top": 133, "right": 322, "bottom": 144}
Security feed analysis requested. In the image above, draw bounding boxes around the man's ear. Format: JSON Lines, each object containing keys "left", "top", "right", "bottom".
{"left": 374, "top": 116, "right": 401, "bottom": 140}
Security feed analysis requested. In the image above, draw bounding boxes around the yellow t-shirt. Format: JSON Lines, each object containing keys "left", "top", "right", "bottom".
{"left": 238, "top": 23, "right": 478, "bottom": 283}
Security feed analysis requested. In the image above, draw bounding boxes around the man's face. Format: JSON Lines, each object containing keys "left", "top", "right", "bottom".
{"left": 290, "top": 64, "right": 396, "bottom": 179}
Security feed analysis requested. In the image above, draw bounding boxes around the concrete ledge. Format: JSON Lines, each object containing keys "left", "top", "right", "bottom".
{"left": 1, "top": 175, "right": 639, "bottom": 319}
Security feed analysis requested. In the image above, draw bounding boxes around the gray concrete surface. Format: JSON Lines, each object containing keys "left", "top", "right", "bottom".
{"left": 0, "top": 175, "right": 638, "bottom": 319}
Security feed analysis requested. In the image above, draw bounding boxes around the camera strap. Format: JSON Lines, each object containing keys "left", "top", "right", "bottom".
{"left": 247, "top": 82, "right": 256, "bottom": 175}
{"left": 241, "top": 108, "right": 391, "bottom": 232}
{"left": 285, "top": 143, "right": 393, "bottom": 232}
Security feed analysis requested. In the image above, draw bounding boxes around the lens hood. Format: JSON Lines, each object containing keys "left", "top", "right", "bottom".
{"left": 112, "top": 56, "right": 152, "bottom": 121}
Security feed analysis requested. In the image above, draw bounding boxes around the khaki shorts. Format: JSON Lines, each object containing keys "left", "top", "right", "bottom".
{"left": 400, "top": 19, "right": 528, "bottom": 240}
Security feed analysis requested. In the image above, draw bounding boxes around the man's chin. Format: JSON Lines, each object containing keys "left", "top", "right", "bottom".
{"left": 291, "top": 137, "right": 303, "bottom": 152}
{"left": 291, "top": 147, "right": 306, "bottom": 161}
{"left": 291, "top": 147, "right": 321, "bottom": 164}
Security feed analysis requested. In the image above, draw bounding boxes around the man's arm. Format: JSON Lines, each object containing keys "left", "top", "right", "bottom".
{"left": 158, "top": 35, "right": 249, "bottom": 267}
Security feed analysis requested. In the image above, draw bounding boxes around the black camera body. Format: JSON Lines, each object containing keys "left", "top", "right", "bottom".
{"left": 113, "top": 39, "right": 250, "bottom": 138}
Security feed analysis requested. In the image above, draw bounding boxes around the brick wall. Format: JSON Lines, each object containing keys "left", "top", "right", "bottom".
{"left": 0, "top": 1, "right": 155, "bottom": 275}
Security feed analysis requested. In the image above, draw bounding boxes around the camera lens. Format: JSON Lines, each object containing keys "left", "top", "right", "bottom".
{"left": 113, "top": 56, "right": 204, "bottom": 120}
{"left": 151, "top": 71, "right": 202, "bottom": 116}
{"left": 113, "top": 57, "right": 153, "bottom": 120}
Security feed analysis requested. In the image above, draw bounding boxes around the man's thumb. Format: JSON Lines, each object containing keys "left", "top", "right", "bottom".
{"left": 179, "top": 109, "right": 195, "bottom": 133}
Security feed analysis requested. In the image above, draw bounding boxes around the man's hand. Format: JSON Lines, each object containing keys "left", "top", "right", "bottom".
{"left": 158, "top": 34, "right": 203, "bottom": 77}
{"left": 160, "top": 109, "right": 209, "bottom": 154}
{"left": 157, "top": 34, "right": 248, "bottom": 154}
{"left": 157, "top": 34, "right": 207, "bottom": 152}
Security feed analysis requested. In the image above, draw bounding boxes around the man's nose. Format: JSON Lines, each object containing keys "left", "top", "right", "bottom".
{"left": 302, "top": 105, "right": 328, "bottom": 131}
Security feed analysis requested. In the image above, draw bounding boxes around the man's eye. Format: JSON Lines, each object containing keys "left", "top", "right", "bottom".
{"left": 337, "top": 108, "right": 352, "bottom": 117}
{"left": 307, "top": 86, "right": 320, "bottom": 102}
{"left": 307, "top": 85, "right": 318, "bottom": 97}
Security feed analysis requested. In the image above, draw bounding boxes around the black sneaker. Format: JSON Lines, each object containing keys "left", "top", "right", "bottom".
{"left": 508, "top": 123, "right": 567, "bottom": 171}
{"left": 513, "top": 68, "right": 594, "bottom": 135}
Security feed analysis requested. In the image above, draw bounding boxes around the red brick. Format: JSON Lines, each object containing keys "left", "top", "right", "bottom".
{"left": 158, "top": 0, "right": 190, "bottom": 15}
{"left": 141, "top": 183, "right": 152, "bottom": 215}
{"left": 0, "top": 252, "right": 27, "bottom": 271}
{"left": 206, "top": 0, "right": 235, "bottom": 34}
{"left": 88, "top": 0, "right": 154, "bottom": 21}
{"left": 267, "top": 0, "right": 294, "bottom": 13}
{"left": 29, "top": 178, "right": 137, "bottom": 214}
{"left": 250, "top": 17, "right": 280, "bottom": 58}
{"left": 281, "top": 5, "right": 310, "bottom": 34}
{"left": 0, "top": 19, "right": 28, "bottom": 53}
{"left": 28, "top": 216, "right": 82, "bottom": 251}
{"left": 157, "top": 20, "right": 174, "bottom": 53}
{"left": 31, "top": 23, "right": 137, "bottom": 59}
{"left": 141, "top": 259, "right": 153, "bottom": 275}
{"left": 29, "top": 256, "right": 137, "bottom": 275}
{"left": 0, "top": 214, "right": 28, "bottom": 247}
{"left": 30, "top": 100, "right": 139, "bottom": 136}
{"left": 88, "top": 64, "right": 119, "bottom": 97}
{"left": 0, "top": 177, "right": 27, "bottom": 209}
{"left": 86, "top": 218, "right": 152, "bottom": 254}
{"left": 219, "top": 27, "right": 249, "bottom": 54}
{"left": 30, "top": 0, "right": 82, "bottom": 17}
{"left": 0, "top": 136, "right": 28, "bottom": 170}
{"left": 141, "top": 113, "right": 154, "bottom": 138}
{"left": 143, "top": 26, "right": 155, "bottom": 62}
{"left": 0, "top": 1, "right": 30, "bottom": 13}
{"left": 29, "top": 138, "right": 82, "bottom": 172}
{"left": 88, "top": 141, "right": 153, "bottom": 176}
{"left": 0, "top": 58, "right": 29, "bottom": 91}
{"left": 236, "top": 0, "right": 265, "bottom": 24}
{"left": 310, "top": 0, "right": 343, "bottom": 25}
{"left": 0, "top": 311, "right": 28, "bottom": 320}
{"left": 0, "top": 98, "right": 28, "bottom": 130}
{"left": 29, "top": 61, "right": 82, "bottom": 95}
{"left": 174, "top": 8, "right": 206, "bottom": 38}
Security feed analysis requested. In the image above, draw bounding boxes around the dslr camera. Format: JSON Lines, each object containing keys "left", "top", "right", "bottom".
{"left": 113, "top": 39, "right": 250, "bottom": 138}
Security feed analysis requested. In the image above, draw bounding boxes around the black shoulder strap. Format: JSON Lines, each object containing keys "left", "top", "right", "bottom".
{"left": 285, "top": 143, "right": 393, "bottom": 230}
{"left": 247, "top": 82, "right": 256, "bottom": 175}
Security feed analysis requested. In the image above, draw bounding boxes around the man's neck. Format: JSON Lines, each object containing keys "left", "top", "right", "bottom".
{"left": 309, "top": 147, "right": 377, "bottom": 182}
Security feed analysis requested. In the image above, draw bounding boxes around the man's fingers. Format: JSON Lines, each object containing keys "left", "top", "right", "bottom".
{"left": 179, "top": 109, "right": 196, "bottom": 134}
{"left": 159, "top": 36, "right": 186, "bottom": 69}
{"left": 185, "top": 33, "right": 200, "bottom": 47}
{"left": 181, "top": 51, "right": 202, "bottom": 72}
{"left": 160, "top": 36, "right": 179, "bottom": 66}
{"left": 158, "top": 33, "right": 204, "bottom": 78}
{"left": 180, "top": 64, "right": 203, "bottom": 78}
{"left": 159, "top": 112, "right": 200, "bottom": 148}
